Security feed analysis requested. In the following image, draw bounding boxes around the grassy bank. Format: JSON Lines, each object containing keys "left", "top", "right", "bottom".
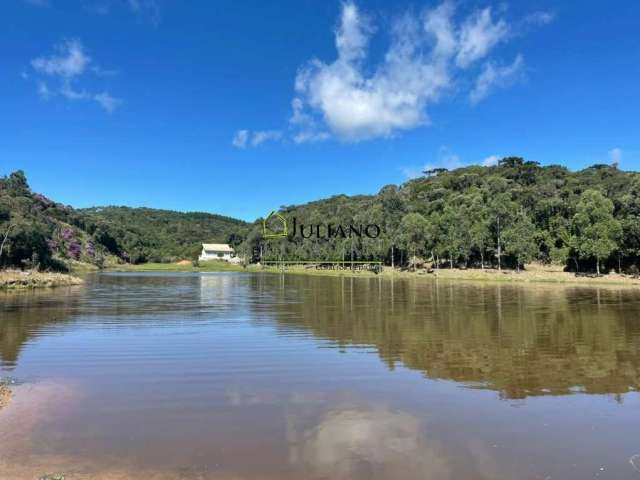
{"left": 103, "top": 261, "right": 640, "bottom": 287}
{"left": 249, "top": 263, "right": 640, "bottom": 287}
{"left": 397, "top": 263, "right": 640, "bottom": 287}
{"left": 0, "top": 270, "right": 83, "bottom": 290}
{"left": 106, "top": 260, "right": 249, "bottom": 273}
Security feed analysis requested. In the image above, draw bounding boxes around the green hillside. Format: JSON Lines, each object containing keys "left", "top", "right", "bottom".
{"left": 3, "top": 159, "right": 640, "bottom": 274}
{"left": 239, "top": 158, "right": 640, "bottom": 274}
{"left": 0, "top": 171, "right": 248, "bottom": 269}
{"left": 80, "top": 206, "right": 247, "bottom": 263}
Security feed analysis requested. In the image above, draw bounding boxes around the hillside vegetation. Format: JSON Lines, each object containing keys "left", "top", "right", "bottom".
{"left": 3, "top": 158, "right": 640, "bottom": 275}
{"left": 239, "top": 158, "right": 640, "bottom": 274}
{"left": 0, "top": 171, "right": 247, "bottom": 269}
{"left": 80, "top": 206, "right": 247, "bottom": 263}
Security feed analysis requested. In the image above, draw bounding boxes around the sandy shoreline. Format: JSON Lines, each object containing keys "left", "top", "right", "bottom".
{"left": 0, "top": 383, "right": 11, "bottom": 410}
{"left": 253, "top": 263, "right": 640, "bottom": 287}
{"left": 101, "top": 261, "right": 640, "bottom": 288}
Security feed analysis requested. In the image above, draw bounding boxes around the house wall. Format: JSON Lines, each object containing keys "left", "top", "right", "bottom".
{"left": 198, "top": 250, "right": 239, "bottom": 263}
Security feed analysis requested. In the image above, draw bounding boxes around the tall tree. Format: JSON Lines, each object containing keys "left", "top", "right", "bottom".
{"left": 502, "top": 209, "right": 538, "bottom": 271}
{"left": 572, "top": 190, "right": 622, "bottom": 275}
{"left": 469, "top": 195, "right": 492, "bottom": 269}
{"left": 400, "top": 213, "right": 429, "bottom": 271}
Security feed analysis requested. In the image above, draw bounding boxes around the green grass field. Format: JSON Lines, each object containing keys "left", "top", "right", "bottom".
{"left": 106, "top": 260, "right": 249, "bottom": 273}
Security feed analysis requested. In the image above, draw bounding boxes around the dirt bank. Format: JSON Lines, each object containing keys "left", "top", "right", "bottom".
{"left": 0, "top": 270, "right": 83, "bottom": 290}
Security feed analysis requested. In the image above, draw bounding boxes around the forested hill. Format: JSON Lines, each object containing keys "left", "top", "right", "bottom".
{"left": 0, "top": 171, "right": 248, "bottom": 269}
{"left": 239, "top": 158, "right": 640, "bottom": 274}
{"left": 80, "top": 206, "right": 247, "bottom": 263}
{"left": 3, "top": 159, "right": 640, "bottom": 273}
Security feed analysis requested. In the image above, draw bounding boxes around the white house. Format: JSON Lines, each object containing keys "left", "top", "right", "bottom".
{"left": 198, "top": 243, "right": 240, "bottom": 263}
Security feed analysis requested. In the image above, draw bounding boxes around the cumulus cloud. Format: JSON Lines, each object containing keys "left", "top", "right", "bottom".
{"left": 238, "top": 1, "right": 550, "bottom": 145}
{"left": 470, "top": 54, "right": 524, "bottom": 104}
{"left": 292, "top": 1, "right": 458, "bottom": 142}
{"left": 29, "top": 39, "right": 121, "bottom": 113}
{"left": 609, "top": 147, "right": 622, "bottom": 164}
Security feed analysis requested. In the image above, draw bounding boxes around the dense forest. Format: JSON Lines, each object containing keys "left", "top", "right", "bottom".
{"left": 80, "top": 206, "right": 246, "bottom": 263}
{"left": 0, "top": 170, "right": 247, "bottom": 269}
{"left": 238, "top": 158, "right": 640, "bottom": 274}
{"left": 2, "top": 158, "right": 640, "bottom": 274}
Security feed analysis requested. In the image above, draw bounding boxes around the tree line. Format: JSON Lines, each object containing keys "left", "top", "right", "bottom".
{"left": 238, "top": 158, "right": 639, "bottom": 274}
{"left": 2, "top": 159, "right": 639, "bottom": 274}
{"left": 0, "top": 171, "right": 246, "bottom": 269}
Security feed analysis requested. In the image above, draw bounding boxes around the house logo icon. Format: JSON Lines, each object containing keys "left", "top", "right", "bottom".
{"left": 263, "top": 210, "right": 288, "bottom": 238}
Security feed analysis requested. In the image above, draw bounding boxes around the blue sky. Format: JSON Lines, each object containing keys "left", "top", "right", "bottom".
{"left": 2, "top": 0, "right": 639, "bottom": 221}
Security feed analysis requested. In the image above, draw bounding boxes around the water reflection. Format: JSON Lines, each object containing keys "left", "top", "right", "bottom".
{"left": 1, "top": 273, "right": 640, "bottom": 479}
{"left": 289, "top": 405, "right": 449, "bottom": 480}
{"left": 251, "top": 275, "right": 640, "bottom": 399}
{"left": 2, "top": 273, "right": 640, "bottom": 398}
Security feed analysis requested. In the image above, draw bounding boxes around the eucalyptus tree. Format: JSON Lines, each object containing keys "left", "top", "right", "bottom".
{"left": 502, "top": 209, "right": 538, "bottom": 271}
{"left": 468, "top": 193, "right": 492, "bottom": 269}
{"left": 572, "top": 190, "right": 622, "bottom": 275}
{"left": 380, "top": 185, "right": 406, "bottom": 268}
{"left": 400, "top": 212, "right": 429, "bottom": 270}
{"left": 440, "top": 204, "right": 473, "bottom": 268}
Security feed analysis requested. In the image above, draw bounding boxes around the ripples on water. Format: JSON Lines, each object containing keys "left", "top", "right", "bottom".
{"left": 1, "top": 272, "right": 639, "bottom": 479}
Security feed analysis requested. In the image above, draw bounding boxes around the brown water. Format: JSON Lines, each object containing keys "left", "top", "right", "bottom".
{"left": 1, "top": 272, "right": 640, "bottom": 479}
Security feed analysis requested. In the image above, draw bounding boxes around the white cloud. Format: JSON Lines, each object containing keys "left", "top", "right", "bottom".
{"left": 293, "top": 2, "right": 460, "bottom": 142}
{"left": 456, "top": 7, "right": 509, "bottom": 68}
{"left": 232, "top": 130, "right": 249, "bottom": 148}
{"left": 401, "top": 167, "right": 424, "bottom": 180}
{"left": 60, "top": 81, "right": 89, "bottom": 100}
{"left": 482, "top": 154, "right": 500, "bottom": 167}
{"left": 402, "top": 146, "right": 463, "bottom": 179}
{"left": 30, "top": 39, "right": 121, "bottom": 113}
{"left": 292, "top": 130, "right": 330, "bottom": 144}
{"left": 240, "top": 1, "right": 548, "bottom": 145}
{"left": 402, "top": 149, "right": 503, "bottom": 179}
{"left": 251, "top": 130, "right": 282, "bottom": 146}
{"left": 232, "top": 129, "right": 284, "bottom": 148}
{"left": 470, "top": 54, "right": 524, "bottom": 104}
{"left": 32, "top": 39, "right": 90, "bottom": 78}
{"left": 609, "top": 147, "right": 622, "bottom": 164}
{"left": 94, "top": 92, "right": 122, "bottom": 113}
{"left": 289, "top": 97, "right": 329, "bottom": 144}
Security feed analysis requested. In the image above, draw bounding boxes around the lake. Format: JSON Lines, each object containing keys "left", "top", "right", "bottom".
{"left": 1, "top": 272, "right": 640, "bottom": 479}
